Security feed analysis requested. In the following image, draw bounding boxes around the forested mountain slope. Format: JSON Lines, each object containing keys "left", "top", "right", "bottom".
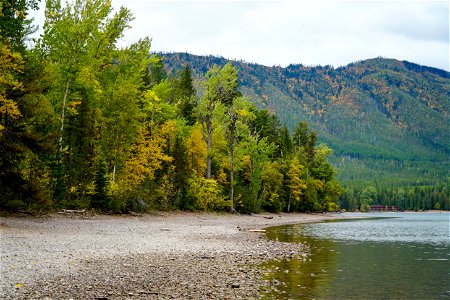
{"left": 162, "top": 53, "right": 449, "bottom": 189}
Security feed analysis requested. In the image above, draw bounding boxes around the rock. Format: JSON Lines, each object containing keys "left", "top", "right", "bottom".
{"left": 231, "top": 283, "right": 240, "bottom": 288}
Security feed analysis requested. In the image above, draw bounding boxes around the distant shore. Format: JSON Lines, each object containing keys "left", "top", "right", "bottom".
{"left": 0, "top": 211, "right": 351, "bottom": 299}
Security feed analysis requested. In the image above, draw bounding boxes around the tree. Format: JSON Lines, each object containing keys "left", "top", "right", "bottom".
{"left": 260, "top": 161, "right": 284, "bottom": 211}
{"left": 187, "top": 124, "right": 207, "bottom": 176}
{"left": 0, "top": 16, "right": 56, "bottom": 210}
{"left": 172, "top": 136, "right": 190, "bottom": 209}
{"left": 147, "top": 54, "right": 167, "bottom": 87}
{"left": 237, "top": 134, "right": 275, "bottom": 212}
{"left": 292, "top": 121, "right": 309, "bottom": 149}
{"left": 0, "top": 0, "right": 40, "bottom": 52}
{"left": 306, "top": 130, "right": 317, "bottom": 166}
{"left": 360, "top": 186, "right": 377, "bottom": 211}
{"left": 251, "top": 109, "right": 281, "bottom": 149}
{"left": 122, "top": 121, "right": 174, "bottom": 188}
{"left": 322, "top": 180, "right": 342, "bottom": 211}
{"left": 198, "top": 65, "right": 220, "bottom": 179}
{"left": 0, "top": 42, "right": 23, "bottom": 133}
{"left": 197, "top": 63, "right": 238, "bottom": 180}
{"left": 38, "top": 0, "right": 136, "bottom": 204}
{"left": 0, "top": 41, "right": 27, "bottom": 209}
{"left": 97, "top": 38, "right": 151, "bottom": 186}
{"left": 187, "top": 175, "right": 226, "bottom": 211}
{"left": 286, "top": 156, "right": 306, "bottom": 212}
{"left": 92, "top": 159, "right": 109, "bottom": 210}
{"left": 280, "top": 125, "right": 292, "bottom": 158}
{"left": 211, "top": 63, "right": 243, "bottom": 207}
{"left": 175, "top": 64, "right": 196, "bottom": 125}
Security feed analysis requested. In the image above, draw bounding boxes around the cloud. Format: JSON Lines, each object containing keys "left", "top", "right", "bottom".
{"left": 28, "top": 0, "right": 450, "bottom": 70}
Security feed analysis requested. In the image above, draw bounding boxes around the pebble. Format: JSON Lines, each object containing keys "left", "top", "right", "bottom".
{"left": 0, "top": 212, "right": 331, "bottom": 299}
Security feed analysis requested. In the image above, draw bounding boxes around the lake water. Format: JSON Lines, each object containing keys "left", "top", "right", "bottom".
{"left": 263, "top": 212, "right": 450, "bottom": 299}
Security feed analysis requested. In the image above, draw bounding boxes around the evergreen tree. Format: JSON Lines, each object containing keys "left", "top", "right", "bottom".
{"left": 92, "top": 160, "right": 110, "bottom": 211}
{"left": 0, "top": 1, "right": 54, "bottom": 210}
{"left": 292, "top": 121, "right": 309, "bottom": 149}
{"left": 0, "top": 0, "right": 39, "bottom": 53}
{"left": 176, "top": 64, "right": 196, "bottom": 125}
{"left": 280, "top": 125, "right": 292, "bottom": 158}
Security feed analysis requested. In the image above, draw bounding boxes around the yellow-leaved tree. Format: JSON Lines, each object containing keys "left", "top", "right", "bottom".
{"left": 187, "top": 124, "right": 207, "bottom": 176}
{"left": 0, "top": 42, "right": 23, "bottom": 134}
{"left": 119, "top": 121, "right": 174, "bottom": 191}
{"left": 287, "top": 156, "right": 307, "bottom": 212}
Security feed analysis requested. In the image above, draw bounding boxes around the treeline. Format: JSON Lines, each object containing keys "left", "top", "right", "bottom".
{"left": 330, "top": 156, "right": 448, "bottom": 190}
{"left": 338, "top": 182, "right": 450, "bottom": 211}
{"left": 0, "top": 0, "right": 342, "bottom": 213}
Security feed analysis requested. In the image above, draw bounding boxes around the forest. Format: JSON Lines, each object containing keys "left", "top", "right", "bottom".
{"left": 0, "top": 0, "right": 343, "bottom": 213}
{"left": 1, "top": 1, "right": 448, "bottom": 214}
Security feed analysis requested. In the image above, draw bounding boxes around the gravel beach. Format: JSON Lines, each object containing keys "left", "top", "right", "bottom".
{"left": 1, "top": 211, "right": 342, "bottom": 299}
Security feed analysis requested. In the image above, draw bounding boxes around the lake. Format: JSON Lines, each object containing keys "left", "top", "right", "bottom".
{"left": 262, "top": 212, "right": 450, "bottom": 299}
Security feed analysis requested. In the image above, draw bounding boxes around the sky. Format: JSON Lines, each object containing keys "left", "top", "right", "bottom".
{"left": 29, "top": 0, "right": 449, "bottom": 70}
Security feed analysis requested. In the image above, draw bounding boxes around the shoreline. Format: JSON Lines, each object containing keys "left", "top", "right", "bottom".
{"left": 1, "top": 212, "right": 349, "bottom": 299}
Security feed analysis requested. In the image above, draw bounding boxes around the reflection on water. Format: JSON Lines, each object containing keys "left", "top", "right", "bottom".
{"left": 262, "top": 213, "right": 450, "bottom": 299}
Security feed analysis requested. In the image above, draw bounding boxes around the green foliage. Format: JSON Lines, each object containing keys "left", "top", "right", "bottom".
{"left": 0, "top": 3, "right": 361, "bottom": 214}
{"left": 147, "top": 54, "right": 167, "bottom": 87}
{"left": 338, "top": 181, "right": 450, "bottom": 211}
{"left": 92, "top": 160, "right": 110, "bottom": 211}
{"left": 172, "top": 136, "right": 190, "bottom": 209}
{"left": 286, "top": 156, "right": 306, "bottom": 212}
{"left": 260, "top": 161, "right": 284, "bottom": 211}
{"left": 0, "top": 33, "right": 54, "bottom": 211}
{"left": 162, "top": 53, "right": 449, "bottom": 211}
{"left": 175, "top": 64, "right": 196, "bottom": 125}
{"left": 0, "top": 0, "right": 39, "bottom": 52}
{"left": 187, "top": 175, "right": 227, "bottom": 211}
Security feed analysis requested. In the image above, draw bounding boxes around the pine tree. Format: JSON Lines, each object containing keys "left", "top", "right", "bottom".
{"left": 92, "top": 160, "right": 110, "bottom": 211}
{"left": 280, "top": 125, "right": 292, "bottom": 157}
{"left": 176, "top": 64, "right": 196, "bottom": 125}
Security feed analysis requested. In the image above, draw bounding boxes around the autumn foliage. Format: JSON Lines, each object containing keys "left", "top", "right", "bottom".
{"left": 0, "top": 0, "right": 344, "bottom": 213}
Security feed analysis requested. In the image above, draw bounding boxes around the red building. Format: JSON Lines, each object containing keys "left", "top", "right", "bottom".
{"left": 369, "top": 205, "right": 399, "bottom": 212}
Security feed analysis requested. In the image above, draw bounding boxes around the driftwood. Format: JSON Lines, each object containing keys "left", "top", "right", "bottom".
{"left": 248, "top": 229, "right": 266, "bottom": 233}
{"left": 250, "top": 213, "right": 278, "bottom": 219}
{"left": 57, "top": 209, "right": 86, "bottom": 215}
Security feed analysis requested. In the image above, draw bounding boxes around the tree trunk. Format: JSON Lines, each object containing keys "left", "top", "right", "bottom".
{"left": 58, "top": 79, "right": 70, "bottom": 162}
{"left": 112, "top": 164, "right": 116, "bottom": 183}
{"left": 206, "top": 120, "right": 212, "bottom": 179}
{"left": 229, "top": 139, "right": 234, "bottom": 205}
{"left": 228, "top": 111, "right": 237, "bottom": 207}
{"left": 287, "top": 192, "right": 291, "bottom": 213}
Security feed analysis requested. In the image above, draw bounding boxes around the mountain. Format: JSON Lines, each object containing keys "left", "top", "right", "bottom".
{"left": 161, "top": 53, "right": 449, "bottom": 189}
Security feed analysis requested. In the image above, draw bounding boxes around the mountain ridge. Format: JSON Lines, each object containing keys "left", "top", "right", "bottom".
{"left": 160, "top": 52, "right": 449, "bottom": 189}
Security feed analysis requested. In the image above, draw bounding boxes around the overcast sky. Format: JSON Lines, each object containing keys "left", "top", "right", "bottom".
{"left": 30, "top": 0, "right": 449, "bottom": 70}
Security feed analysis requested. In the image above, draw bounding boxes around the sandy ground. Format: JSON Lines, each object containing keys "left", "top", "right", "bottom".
{"left": 0, "top": 211, "right": 345, "bottom": 299}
